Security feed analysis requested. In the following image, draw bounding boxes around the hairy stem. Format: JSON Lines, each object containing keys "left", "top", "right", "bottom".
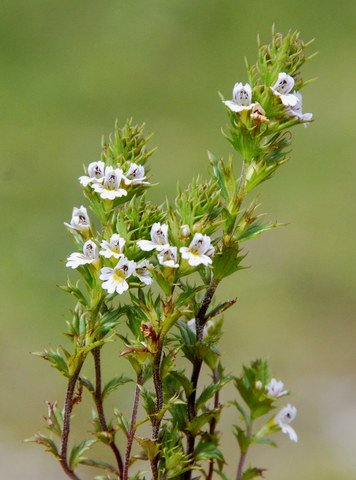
{"left": 151, "top": 340, "right": 164, "bottom": 480}
{"left": 206, "top": 367, "right": 220, "bottom": 480}
{"left": 123, "top": 374, "right": 143, "bottom": 480}
{"left": 184, "top": 277, "right": 220, "bottom": 480}
{"left": 92, "top": 347, "right": 124, "bottom": 479}
{"left": 59, "top": 362, "right": 84, "bottom": 480}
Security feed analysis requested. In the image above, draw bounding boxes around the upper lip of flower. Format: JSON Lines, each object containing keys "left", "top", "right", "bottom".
{"left": 157, "top": 246, "right": 179, "bottom": 268}
{"left": 137, "top": 223, "right": 170, "bottom": 252}
{"left": 270, "top": 72, "right": 298, "bottom": 107}
{"left": 92, "top": 166, "right": 128, "bottom": 199}
{"left": 223, "top": 82, "right": 255, "bottom": 112}
{"left": 79, "top": 161, "right": 105, "bottom": 186}
{"left": 124, "top": 163, "right": 148, "bottom": 185}
{"left": 99, "top": 234, "right": 126, "bottom": 258}
{"left": 64, "top": 206, "right": 91, "bottom": 231}
{"left": 265, "top": 378, "right": 288, "bottom": 397}
{"left": 66, "top": 240, "right": 99, "bottom": 268}
{"left": 274, "top": 404, "right": 298, "bottom": 442}
{"left": 180, "top": 233, "right": 215, "bottom": 266}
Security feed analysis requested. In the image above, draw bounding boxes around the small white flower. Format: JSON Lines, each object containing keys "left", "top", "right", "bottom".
{"left": 270, "top": 72, "right": 298, "bottom": 107}
{"left": 92, "top": 166, "right": 127, "bottom": 200}
{"left": 64, "top": 206, "right": 91, "bottom": 232}
{"left": 137, "top": 223, "right": 170, "bottom": 252}
{"left": 79, "top": 161, "right": 105, "bottom": 187}
{"left": 99, "top": 234, "right": 126, "bottom": 259}
{"left": 180, "top": 224, "right": 191, "bottom": 237}
{"left": 274, "top": 404, "right": 298, "bottom": 443}
{"left": 180, "top": 233, "right": 215, "bottom": 267}
{"left": 157, "top": 246, "right": 179, "bottom": 268}
{"left": 255, "top": 380, "right": 263, "bottom": 390}
{"left": 187, "top": 318, "right": 213, "bottom": 338}
{"left": 99, "top": 256, "right": 136, "bottom": 295}
{"left": 135, "top": 260, "right": 154, "bottom": 285}
{"left": 266, "top": 378, "right": 288, "bottom": 398}
{"left": 66, "top": 240, "right": 99, "bottom": 269}
{"left": 124, "top": 163, "right": 149, "bottom": 185}
{"left": 286, "top": 91, "right": 313, "bottom": 125}
{"left": 223, "top": 82, "right": 254, "bottom": 112}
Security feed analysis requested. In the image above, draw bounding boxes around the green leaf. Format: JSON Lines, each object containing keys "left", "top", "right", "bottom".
{"left": 25, "top": 433, "right": 60, "bottom": 458}
{"left": 33, "top": 348, "right": 69, "bottom": 377}
{"left": 195, "top": 438, "right": 225, "bottom": 466}
{"left": 242, "top": 467, "right": 266, "bottom": 480}
{"left": 196, "top": 376, "right": 232, "bottom": 410}
{"left": 187, "top": 409, "right": 220, "bottom": 436}
{"left": 213, "top": 242, "right": 246, "bottom": 281}
{"left": 79, "top": 375, "right": 95, "bottom": 394}
{"left": 69, "top": 439, "right": 96, "bottom": 470}
{"left": 80, "top": 458, "right": 118, "bottom": 474}
{"left": 233, "top": 425, "right": 249, "bottom": 453}
{"left": 135, "top": 437, "right": 159, "bottom": 461}
{"left": 102, "top": 375, "right": 132, "bottom": 399}
{"left": 206, "top": 299, "right": 237, "bottom": 319}
{"left": 238, "top": 220, "right": 285, "bottom": 242}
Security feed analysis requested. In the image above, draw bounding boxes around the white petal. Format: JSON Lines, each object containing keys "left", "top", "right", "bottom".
{"left": 137, "top": 240, "right": 156, "bottom": 251}
{"left": 115, "top": 279, "right": 129, "bottom": 294}
{"left": 102, "top": 278, "right": 116, "bottom": 294}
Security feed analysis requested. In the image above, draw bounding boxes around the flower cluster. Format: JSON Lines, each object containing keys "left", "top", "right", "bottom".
{"left": 79, "top": 161, "right": 149, "bottom": 200}
{"left": 64, "top": 209, "right": 154, "bottom": 294}
{"left": 224, "top": 71, "right": 312, "bottom": 126}
{"left": 137, "top": 223, "right": 215, "bottom": 269}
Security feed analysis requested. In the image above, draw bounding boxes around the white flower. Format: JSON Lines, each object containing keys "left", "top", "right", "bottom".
{"left": 286, "top": 91, "right": 313, "bottom": 125}
{"left": 99, "top": 234, "right": 126, "bottom": 259}
{"left": 135, "top": 260, "right": 154, "bottom": 285}
{"left": 92, "top": 166, "right": 127, "bottom": 200}
{"left": 180, "top": 233, "right": 215, "bottom": 267}
{"left": 124, "top": 163, "right": 149, "bottom": 185}
{"left": 99, "top": 256, "right": 136, "bottom": 295}
{"left": 66, "top": 240, "right": 99, "bottom": 269}
{"left": 180, "top": 224, "right": 190, "bottom": 237}
{"left": 274, "top": 404, "right": 298, "bottom": 443}
{"left": 79, "top": 161, "right": 105, "bottom": 187}
{"left": 137, "top": 223, "right": 170, "bottom": 252}
{"left": 270, "top": 73, "right": 298, "bottom": 107}
{"left": 223, "top": 82, "right": 254, "bottom": 112}
{"left": 64, "top": 206, "right": 91, "bottom": 232}
{"left": 157, "top": 246, "right": 179, "bottom": 268}
{"left": 266, "top": 378, "right": 288, "bottom": 398}
{"left": 187, "top": 318, "right": 213, "bottom": 338}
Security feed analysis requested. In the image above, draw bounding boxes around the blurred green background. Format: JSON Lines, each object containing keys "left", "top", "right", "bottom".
{"left": 1, "top": 0, "right": 355, "bottom": 478}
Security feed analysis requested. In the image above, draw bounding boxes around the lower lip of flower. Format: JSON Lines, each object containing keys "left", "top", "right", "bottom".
{"left": 113, "top": 271, "right": 126, "bottom": 282}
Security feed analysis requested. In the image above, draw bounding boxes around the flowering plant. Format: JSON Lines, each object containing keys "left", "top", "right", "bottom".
{"left": 29, "top": 29, "right": 315, "bottom": 480}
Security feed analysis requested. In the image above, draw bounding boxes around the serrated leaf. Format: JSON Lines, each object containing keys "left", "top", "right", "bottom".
{"left": 242, "top": 467, "right": 266, "bottom": 480}
{"left": 33, "top": 348, "right": 69, "bottom": 377}
{"left": 102, "top": 375, "right": 132, "bottom": 399}
{"left": 69, "top": 439, "right": 96, "bottom": 469}
{"left": 25, "top": 433, "right": 60, "bottom": 458}
{"left": 135, "top": 437, "right": 159, "bottom": 461}
{"left": 196, "top": 376, "right": 232, "bottom": 410}
{"left": 80, "top": 458, "right": 118, "bottom": 474}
